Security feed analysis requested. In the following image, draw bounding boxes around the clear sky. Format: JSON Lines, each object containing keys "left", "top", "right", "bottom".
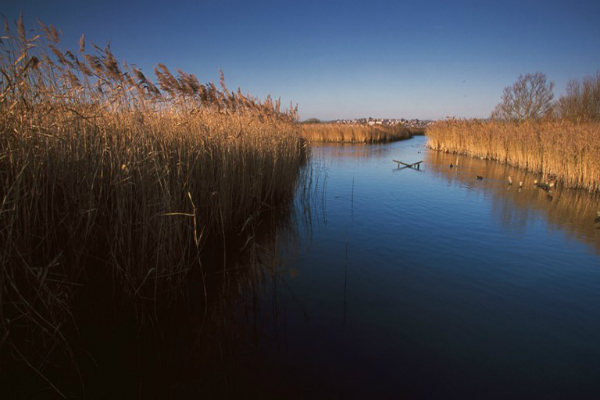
{"left": 3, "top": 0, "right": 600, "bottom": 120}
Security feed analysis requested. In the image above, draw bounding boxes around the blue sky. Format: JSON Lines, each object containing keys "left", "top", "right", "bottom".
{"left": 3, "top": 0, "right": 600, "bottom": 120}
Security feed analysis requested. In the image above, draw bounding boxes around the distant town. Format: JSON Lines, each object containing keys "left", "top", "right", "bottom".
{"left": 302, "top": 117, "right": 434, "bottom": 128}
{"left": 334, "top": 117, "right": 433, "bottom": 128}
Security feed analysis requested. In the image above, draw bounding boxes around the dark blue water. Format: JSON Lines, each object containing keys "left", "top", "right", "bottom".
{"left": 229, "top": 136, "right": 600, "bottom": 399}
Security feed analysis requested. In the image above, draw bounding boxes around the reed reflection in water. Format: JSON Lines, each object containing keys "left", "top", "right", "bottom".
{"left": 233, "top": 136, "right": 600, "bottom": 398}
{"left": 42, "top": 137, "right": 600, "bottom": 398}
{"left": 425, "top": 150, "right": 600, "bottom": 255}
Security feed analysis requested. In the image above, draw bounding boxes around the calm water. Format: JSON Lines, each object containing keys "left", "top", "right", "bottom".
{"left": 211, "top": 136, "right": 600, "bottom": 399}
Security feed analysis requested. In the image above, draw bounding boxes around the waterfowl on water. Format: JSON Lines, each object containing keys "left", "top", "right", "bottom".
{"left": 535, "top": 181, "right": 553, "bottom": 191}
{"left": 476, "top": 175, "right": 483, "bottom": 180}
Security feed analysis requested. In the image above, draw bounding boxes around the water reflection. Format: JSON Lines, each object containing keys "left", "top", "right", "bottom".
{"left": 42, "top": 138, "right": 600, "bottom": 398}
{"left": 234, "top": 137, "right": 600, "bottom": 398}
{"left": 0, "top": 193, "right": 306, "bottom": 398}
{"left": 426, "top": 150, "right": 600, "bottom": 254}
{"left": 170, "top": 165, "right": 322, "bottom": 397}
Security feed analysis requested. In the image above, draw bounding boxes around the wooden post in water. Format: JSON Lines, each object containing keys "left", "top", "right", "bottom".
{"left": 393, "top": 160, "right": 423, "bottom": 170}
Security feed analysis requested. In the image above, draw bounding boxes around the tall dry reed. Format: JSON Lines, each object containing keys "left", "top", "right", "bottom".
{"left": 300, "top": 123, "right": 412, "bottom": 143}
{"left": 427, "top": 119, "right": 600, "bottom": 192}
{"left": 0, "top": 16, "right": 306, "bottom": 396}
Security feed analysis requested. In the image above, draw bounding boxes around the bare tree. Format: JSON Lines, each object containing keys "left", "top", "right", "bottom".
{"left": 491, "top": 72, "right": 554, "bottom": 121}
{"left": 556, "top": 71, "right": 600, "bottom": 122}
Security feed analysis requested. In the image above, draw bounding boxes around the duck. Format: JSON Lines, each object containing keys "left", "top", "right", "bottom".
{"left": 476, "top": 175, "right": 483, "bottom": 180}
{"left": 534, "top": 179, "right": 552, "bottom": 191}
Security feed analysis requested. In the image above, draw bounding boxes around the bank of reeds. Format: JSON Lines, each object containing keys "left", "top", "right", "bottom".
{"left": 300, "top": 123, "right": 412, "bottom": 143}
{"left": 0, "top": 16, "right": 306, "bottom": 396}
{"left": 427, "top": 119, "right": 600, "bottom": 192}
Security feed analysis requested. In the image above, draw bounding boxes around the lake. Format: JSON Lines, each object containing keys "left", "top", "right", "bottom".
{"left": 186, "top": 135, "right": 600, "bottom": 399}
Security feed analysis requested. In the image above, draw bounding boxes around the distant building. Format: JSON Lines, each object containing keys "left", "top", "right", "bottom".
{"left": 332, "top": 117, "right": 434, "bottom": 127}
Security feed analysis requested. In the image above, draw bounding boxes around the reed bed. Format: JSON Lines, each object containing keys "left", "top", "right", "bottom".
{"left": 427, "top": 119, "right": 600, "bottom": 192}
{"left": 300, "top": 123, "right": 412, "bottom": 143}
{"left": 0, "top": 16, "right": 307, "bottom": 396}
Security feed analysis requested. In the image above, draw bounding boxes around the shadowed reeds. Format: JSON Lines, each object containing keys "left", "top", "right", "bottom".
{"left": 0, "top": 16, "right": 307, "bottom": 396}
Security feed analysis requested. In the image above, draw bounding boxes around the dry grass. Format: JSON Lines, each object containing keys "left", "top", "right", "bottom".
{"left": 427, "top": 119, "right": 600, "bottom": 192}
{"left": 0, "top": 16, "right": 307, "bottom": 395}
{"left": 300, "top": 123, "right": 412, "bottom": 143}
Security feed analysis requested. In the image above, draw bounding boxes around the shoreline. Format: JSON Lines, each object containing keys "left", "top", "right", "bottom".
{"left": 426, "top": 119, "right": 600, "bottom": 193}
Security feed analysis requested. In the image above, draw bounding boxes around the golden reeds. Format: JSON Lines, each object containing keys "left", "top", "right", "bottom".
{"left": 300, "top": 123, "right": 412, "bottom": 143}
{"left": 0, "top": 16, "right": 306, "bottom": 394}
{"left": 427, "top": 119, "right": 600, "bottom": 192}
